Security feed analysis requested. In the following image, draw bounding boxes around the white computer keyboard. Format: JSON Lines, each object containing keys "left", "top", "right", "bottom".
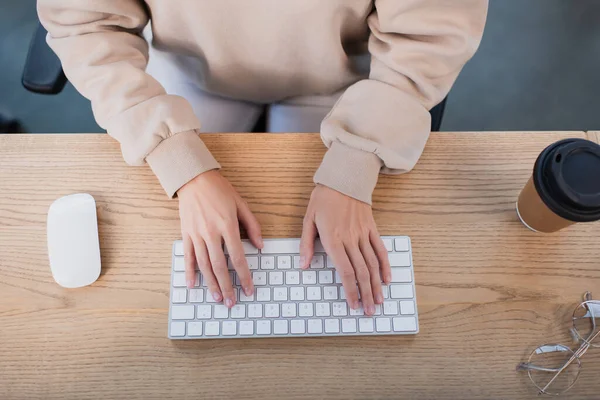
{"left": 168, "top": 236, "right": 418, "bottom": 339}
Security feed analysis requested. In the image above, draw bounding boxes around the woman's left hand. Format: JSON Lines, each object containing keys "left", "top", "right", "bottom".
{"left": 300, "top": 185, "right": 391, "bottom": 316}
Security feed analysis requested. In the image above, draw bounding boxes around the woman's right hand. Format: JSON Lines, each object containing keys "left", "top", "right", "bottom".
{"left": 177, "top": 170, "right": 263, "bottom": 308}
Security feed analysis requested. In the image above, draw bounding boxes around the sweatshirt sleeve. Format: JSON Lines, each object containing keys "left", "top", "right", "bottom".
{"left": 37, "top": 0, "right": 220, "bottom": 197}
{"left": 314, "top": 0, "right": 488, "bottom": 204}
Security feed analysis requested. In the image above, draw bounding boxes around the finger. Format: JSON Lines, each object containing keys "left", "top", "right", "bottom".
{"left": 183, "top": 235, "right": 197, "bottom": 289}
{"left": 347, "top": 244, "right": 375, "bottom": 316}
{"left": 360, "top": 236, "right": 384, "bottom": 305}
{"left": 223, "top": 224, "right": 254, "bottom": 296}
{"left": 206, "top": 237, "right": 236, "bottom": 308}
{"left": 370, "top": 231, "right": 392, "bottom": 284}
{"left": 327, "top": 243, "right": 360, "bottom": 309}
{"left": 236, "top": 198, "right": 263, "bottom": 250}
{"left": 299, "top": 215, "right": 317, "bottom": 270}
{"left": 192, "top": 236, "right": 221, "bottom": 302}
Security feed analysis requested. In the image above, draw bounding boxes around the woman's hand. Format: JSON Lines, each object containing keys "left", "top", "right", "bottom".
{"left": 300, "top": 185, "right": 391, "bottom": 316}
{"left": 178, "top": 170, "right": 263, "bottom": 308}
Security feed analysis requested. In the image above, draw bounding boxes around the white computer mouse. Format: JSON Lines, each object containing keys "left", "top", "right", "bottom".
{"left": 47, "top": 193, "right": 101, "bottom": 288}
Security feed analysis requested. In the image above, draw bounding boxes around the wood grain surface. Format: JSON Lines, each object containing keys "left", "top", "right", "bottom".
{"left": 1, "top": 132, "right": 599, "bottom": 400}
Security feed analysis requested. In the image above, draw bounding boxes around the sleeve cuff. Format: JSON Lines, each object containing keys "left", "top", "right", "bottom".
{"left": 314, "top": 142, "right": 382, "bottom": 205}
{"left": 145, "top": 130, "right": 221, "bottom": 197}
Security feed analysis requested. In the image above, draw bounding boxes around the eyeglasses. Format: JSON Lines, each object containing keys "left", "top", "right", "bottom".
{"left": 516, "top": 291, "right": 600, "bottom": 395}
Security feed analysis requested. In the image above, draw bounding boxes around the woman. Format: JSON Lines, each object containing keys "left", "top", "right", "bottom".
{"left": 39, "top": 0, "right": 488, "bottom": 316}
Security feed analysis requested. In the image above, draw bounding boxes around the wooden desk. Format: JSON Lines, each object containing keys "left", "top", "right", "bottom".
{"left": 1, "top": 132, "right": 599, "bottom": 400}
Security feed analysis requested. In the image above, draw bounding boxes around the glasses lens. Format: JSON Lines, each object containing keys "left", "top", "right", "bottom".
{"left": 526, "top": 344, "right": 581, "bottom": 395}
{"left": 573, "top": 300, "right": 600, "bottom": 347}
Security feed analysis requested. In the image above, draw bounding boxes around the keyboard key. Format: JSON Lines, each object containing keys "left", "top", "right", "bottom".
{"left": 391, "top": 268, "right": 412, "bottom": 283}
{"left": 400, "top": 300, "right": 416, "bottom": 315}
{"left": 299, "top": 303, "right": 314, "bottom": 317}
{"left": 261, "top": 239, "right": 300, "bottom": 254}
{"left": 265, "top": 304, "right": 280, "bottom": 318}
{"left": 174, "top": 241, "right": 184, "bottom": 256}
{"left": 173, "top": 272, "right": 186, "bottom": 287}
{"left": 196, "top": 305, "right": 212, "bottom": 319}
{"left": 307, "top": 286, "right": 322, "bottom": 301}
{"left": 281, "top": 303, "right": 297, "bottom": 317}
{"left": 314, "top": 239, "right": 326, "bottom": 253}
{"left": 383, "top": 301, "right": 398, "bottom": 315}
{"left": 293, "top": 256, "right": 302, "bottom": 269}
{"left": 376, "top": 318, "right": 391, "bottom": 332}
{"left": 261, "top": 256, "right": 275, "bottom": 270}
{"left": 246, "top": 256, "right": 259, "bottom": 270}
{"left": 316, "top": 303, "right": 331, "bottom": 317}
{"left": 350, "top": 305, "right": 365, "bottom": 316}
{"left": 277, "top": 256, "right": 292, "bottom": 269}
{"left": 326, "top": 255, "right": 335, "bottom": 268}
{"left": 248, "top": 304, "right": 263, "bottom": 318}
{"left": 374, "top": 304, "right": 382, "bottom": 316}
{"left": 269, "top": 271, "right": 284, "bottom": 285}
{"left": 173, "top": 257, "right": 185, "bottom": 272}
{"left": 390, "top": 284, "right": 414, "bottom": 299}
{"left": 323, "top": 286, "right": 338, "bottom": 300}
{"left": 189, "top": 289, "right": 203, "bottom": 303}
{"left": 325, "top": 319, "right": 340, "bottom": 334}
{"left": 172, "top": 288, "right": 187, "bottom": 303}
{"left": 335, "top": 272, "right": 343, "bottom": 284}
{"left": 290, "top": 287, "right": 305, "bottom": 301}
{"left": 225, "top": 242, "right": 258, "bottom": 255}
{"left": 193, "top": 273, "right": 201, "bottom": 287}
{"left": 188, "top": 321, "right": 203, "bottom": 336}
{"left": 257, "top": 320, "right": 271, "bottom": 335}
{"left": 239, "top": 321, "right": 254, "bottom": 336}
{"left": 318, "top": 271, "right": 334, "bottom": 284}
{"left": 291, "top": 320, "right": 306, "bottom": 334}
{"left": 340, "top": 287, "right": 346, "bottom": 300}
{"left": 239, "top": 291, "right": 254, "bottom": 302}
{"left": 256, "top": 288, "right": 271, "bottom": 302}
{"left": 273, "top": 320, "right": 288, "bottom": 335}
{"left": 286, "top": 271, "right": 300, "bottom": 285}
{"left": 382, "top": 238, "right": 394, "bottom": 252}
{"left": 302, "top": 271, "right": 317, "bottom": 285}
{"left": 388, "top": 253, "right": 411, "bottom": 267}
{"left": 230, "top": 304, "right": 246, "bottom": 319}
{"left": 171, "top": 305, "right": 194, "bottom": 320}
{"left": 359, "top": 318, "right": 375, "bottom": 333}
{"left": 310, "top": 255, "right": 324, "bottom": 269}
{"left": 332, "top": 302, "right": 348, "bottom": 316}
{"left": 382, "top": 286, "right": 390, "bottom": 299}
{"left": 394, "top": 238, "right": 410, "bottom": 252}
{"left": 307, "top": 319, "right": 323, "bottom": 334}
{"left": 273, "top": 287, "right": 288, "bottom": 301}
{"left": 222, "top": 321, "right": 237, "bottom": 336}
{"left": 393, "top": 317, "right": 417, "bottom": 332}
{"left": 170, "top": 322, "right": 186, "bottom": 337}
{"left": 205, "top": 321, "right": 220, "bottom": 336}
{"left": 342, "top": 318, "right": 357, "bottom": 333}
{"left": 252, "top": 272, "right": 267, "bottom": 286}
{"left": 214, "top": 305, "right": 229, "bottom": 319}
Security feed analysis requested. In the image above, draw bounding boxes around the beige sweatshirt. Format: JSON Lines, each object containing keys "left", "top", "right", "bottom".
{"left": 38, "top": 0, "right": 488, "bottom": 204}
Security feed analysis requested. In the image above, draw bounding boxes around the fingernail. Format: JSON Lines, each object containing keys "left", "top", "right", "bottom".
{"left": 299, "top": 256, "right": 306, "bottom": 268}
{"left": 212, "top": 292, "right": 222, "bottom": 302}
{"left": 186, "top": 280, "right": 194, "bottom": 289}
{"left": 225, "top": 298, "right": 234, "bottom": 308}
{"left": 376, "top": 294, "right": 383, "bottom": 304}
{"left": 352, "top": 301, "right": 360, "bottom": 310}
{"left": 259, "top": 238, "right": 264, "bottom": 248}
{"left": 367, "top": 305, "right": 375, "bottom": 315}
{"left": 244, "top": 286, "right": 253, "bottom": 296}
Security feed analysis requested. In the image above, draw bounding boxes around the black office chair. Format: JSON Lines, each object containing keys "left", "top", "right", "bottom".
{"left": 22, "top": 23, "right": 447, "bottom": 131}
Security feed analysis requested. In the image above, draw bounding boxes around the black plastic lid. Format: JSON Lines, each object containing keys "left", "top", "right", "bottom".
{"left": 533, "top": 138, "right": 600, "bottom": 222}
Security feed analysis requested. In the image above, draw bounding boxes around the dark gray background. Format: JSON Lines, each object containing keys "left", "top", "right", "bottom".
{"left": 1, "top": 0, "right": 599, "bottom": 133}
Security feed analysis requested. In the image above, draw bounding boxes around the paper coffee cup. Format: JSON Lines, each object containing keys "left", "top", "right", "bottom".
{"left": 517, "top": 138, "right": 600, "bottom": 233}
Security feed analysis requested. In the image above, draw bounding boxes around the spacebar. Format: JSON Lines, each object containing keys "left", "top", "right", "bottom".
{"left": 261, "top": 239, "right": 301, "bottom": 254}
